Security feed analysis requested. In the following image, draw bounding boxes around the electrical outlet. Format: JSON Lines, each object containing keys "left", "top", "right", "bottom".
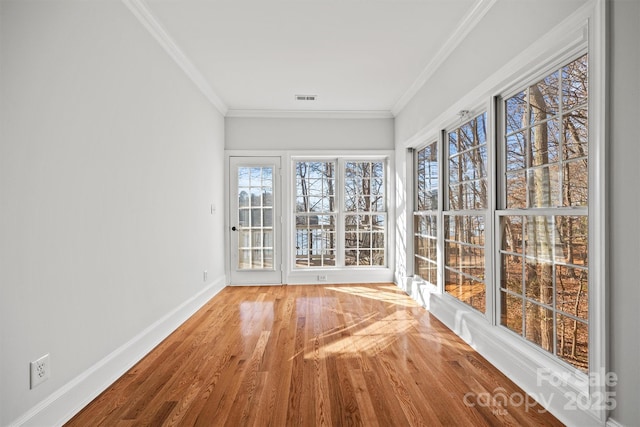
{"left": 30, "top": 354, "right": 50, "bottom": 389}
{"left": 203, "top": 270, "right": 208, "bottom": 282}
{"left": 317, "top": 275, "right": 327, "bottom": 281}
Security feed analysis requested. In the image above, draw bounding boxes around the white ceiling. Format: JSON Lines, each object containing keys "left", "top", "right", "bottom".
{"left": 137, "top": 0, "right": 490, "bottom": 115}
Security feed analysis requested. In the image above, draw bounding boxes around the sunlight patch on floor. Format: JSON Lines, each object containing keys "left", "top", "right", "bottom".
{"left": 325, "top": 286, "right": 421, "bottom": 308}
{"left": 304, "top": 311, "right": 418, "bottom": 359}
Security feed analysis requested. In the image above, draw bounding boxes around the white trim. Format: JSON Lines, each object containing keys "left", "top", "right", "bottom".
{"left": 121, "top": 0, "right": 228, "bottom": 115}
{"left": 225, "top": 109, "right": 394, "bottom": 119}
{"left": 287, "top": 270, "right": 395, "bottom": 285}
{"left": 286, "top": 153, "right": 395, "bottom": 283}
{"left": 400, "top": 1, "right": 592, "bottom": 149}
{"left": 9, "top": 276, "right": 227, "bottom": 427}
{"left": 391, "top": 0, "right": 498, "bottom": 116}
{"left": 421, "top": 290, "right": 604, "bottom": 426}
{"left": 586, "top": 0, "right": 608, "bottom": 424}
{"left": 227, "top": 156, "right": 283, "bottom": 285}
{"left": 606, "top": 418, "right": 626, "bottom": 427}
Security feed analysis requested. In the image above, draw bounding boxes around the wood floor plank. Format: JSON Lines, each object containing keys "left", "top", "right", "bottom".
{"left": 66, "top": 284, "right": 564, "bottom": 427}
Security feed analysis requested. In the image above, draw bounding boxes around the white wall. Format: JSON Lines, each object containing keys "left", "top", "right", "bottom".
{"left": 226, "top": 116, "right": 395, "bottom": 285}
{"left": 225, "top": 116, "right": 394, "bottom": 150}
{"left": 395, "top": 0, "right": 588, "bottom": 145}
{"left": 608, "top": 0, "right": 640, "bottom": 424}
{"left": 0, "top": 1, "right": 225, "bottom": 425}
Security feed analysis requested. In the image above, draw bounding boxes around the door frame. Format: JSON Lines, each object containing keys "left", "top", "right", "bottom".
{"left": 226, "top": 155, "right": 283, "bottom": 285}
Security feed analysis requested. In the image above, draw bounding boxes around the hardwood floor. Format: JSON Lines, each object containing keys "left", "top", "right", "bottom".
{"left": 66, "top": 284, "right": 563, "bottom": 426}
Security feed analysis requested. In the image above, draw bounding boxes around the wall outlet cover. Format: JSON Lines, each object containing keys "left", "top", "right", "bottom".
{"left": 30, "top": 354, "right": 50, "bottom": 389}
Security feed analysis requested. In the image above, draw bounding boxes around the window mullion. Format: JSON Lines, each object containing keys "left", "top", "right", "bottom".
{"left": 336, "top": 158, "right": 345, "bottom": 267}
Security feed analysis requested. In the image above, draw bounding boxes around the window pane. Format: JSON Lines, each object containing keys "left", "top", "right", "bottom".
{"left": 506, "top": 132, "right": 526, "bottom": 171}
{"left": 238, "top": 209, "right": 249, "bottom": 227}
{"left": 238, "top": 167, "right": 250, "bottom": 187}
{"left": 445, "top": 269, "right": 485, "bottom": 312}
{"left": 251, "top": 208, "right": 262, "bottom": 227}
{"left": 555, "top": 216, "right": 588, "bottom": 266}
{"left": 562, "top": 54, "right": 588, "bottom": 110}
{"left": 448, "top": 113, "right": 487, "bottom": 211}
{"left": 263, "top": 249, "right": 273, "bottom": 269}
{"left": 501, "top": 216, "right": 523, "bottom": 254}
{"left": 250, "top": 167, "right": 261, "bottom": 185}
{"left": 556, "top": 314, "right": 588, "bottom": 372}
{"left": 501, "top": 254, "right": 523, "bottom": 294}
{"left": 506, "top": 91, "right": 527, "bottom": 134}
{"left": 263, "top": 230, "right": 273, "bottom": 248}
{"left": 416, "top": 258, "right": 437, "bottom": 285}
{"left": 444, "top": 214, "right": 485, "bottom": 312}
{"left": 252, "top": 249, "right": 263, "bottom": 268}
{"left": 563, "top": 160, "right": 588, "bottom": 207}
{"left": 416, "top": 143, "right": 438, "bottom": 211}
{"left": 294, "top": 214, "right": 336, "bottom": 267}
{"left": 530, "top": 119, "right": 560, "bottom": 166}
{"left": 344, "top": 161, "right": 385, "bottom": 213}
{"left": 527, "top": 165, "right": 560, "bottom": 208}
{"left": 239, "top": 249, "right": 251, "bottom": 269}
{"left": 530, "top": 71, "right": 559, "bottom": 124}
{"left": 563, "top": 109, "right": 588, "bottom": 160}
{"left": 239, "top": 230, "right": 250, "bottom": 248}
{"left": 556, "top": 265, "right": 588, "bottom": 320}
{"left": 525, "top": 301, "right": 554, "bottom": 352}
{"left": 525, "top": 216, "right": 555, "bottom": 262}
{"left": 501, "top": 292, "right": 524, "bottom": 335}
{"left": 295, "top": 161, "right": 335, "bottom": 213}
{"left": 506, "top": 171, "right": 527, "bottom": 209}
{"left": 525, "top": 259, "right": 554, "bottom": 305}
{"left": 250, "top": 187, "right": 261, "bottom": 207}
{"left": 345, "top": 250, "right": 357, "bottom": 266}
{"left": 238, "top": 188, "right": 250, "bottom": 207}
{"left": 414, "top": 213, "right": 438, "bottom": 285}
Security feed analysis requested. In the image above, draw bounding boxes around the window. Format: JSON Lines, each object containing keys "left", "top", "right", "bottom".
{"left": 444, "top": 113, "right": 488, "bottom": 313}
{"left": 499, "top": 54, "right": 589, "bottom": 371}
{"left": 294, "top": 161, "right": 336, "bottom": 267}
{"left": 237, "top": 166, "right": 274, "bottom": 269}
{"left": 414, "top": 143, "right": 438, "bottom": 285}
{"left": 294, "top": 158, "right": 387, "bottom": 269}
{"left": 344, "top": 161, "right": 386, "bottom": 266}
{"left": 411, "top": 53, "right": 591, "bottom": 374}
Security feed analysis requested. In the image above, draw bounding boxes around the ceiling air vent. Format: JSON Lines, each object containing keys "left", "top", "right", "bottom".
{"left": 295, "top": 94, "right": 317, "bottom": 101}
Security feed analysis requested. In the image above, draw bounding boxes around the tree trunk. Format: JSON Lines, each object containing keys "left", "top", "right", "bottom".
{"left": 528, "top": 85, "right": 554, "bottom": 352}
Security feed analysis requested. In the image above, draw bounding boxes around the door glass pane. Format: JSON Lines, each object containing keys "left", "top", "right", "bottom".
{"left": 237, "top": 165, "right": 275, "bottom": 270}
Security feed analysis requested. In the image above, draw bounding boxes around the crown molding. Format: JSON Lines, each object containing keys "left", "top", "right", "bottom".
{"left": 391, "top": 0, "right": 498, "bottom": 116}
{"left": 121, "top": 0, "right": 228, "bottom": 115}
{"left": 401, "top": 8, "right": 589, "bottom": 149}
{"left": 225, "top": 109, "right": 394, "bottom": 119}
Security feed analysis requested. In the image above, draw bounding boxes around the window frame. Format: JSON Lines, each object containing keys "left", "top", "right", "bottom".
{"left": 291, "top": 155, "right": 390, "bottom": 271}
{"left": 343, "top": 159, "right": 388, "bottom": 268}
{"left": 441, "top": 111, "right": 492, "bottom": 315}
{"left": 496, "top": 52, "right": 591, "bottom": 373}
{"left": 293, "top": 159, "right": 338, "bottom": 268}
{"left": 413, "top": 140, "right": 441, "bottom": 289}
{"left": 405, "top": 5, "right": 607, "bottom": 420}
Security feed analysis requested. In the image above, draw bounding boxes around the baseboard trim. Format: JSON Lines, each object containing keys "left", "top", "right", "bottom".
{"left": 11, "top": 276, "right": 227, "bottom": 427}
{"left": 394, "top": 278, "right": 607, "bottom": 427}
{"left": 606, "top": 418, "right": 626, "bottom": 427}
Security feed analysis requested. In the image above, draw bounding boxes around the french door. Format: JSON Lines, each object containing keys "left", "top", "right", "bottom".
{"left": 228, "top": 156, "right": 282, "bottom": 285}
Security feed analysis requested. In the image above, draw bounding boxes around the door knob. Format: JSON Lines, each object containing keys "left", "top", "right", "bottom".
{"left": 231, "top": 226, "right": 237, "bottom": 231}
